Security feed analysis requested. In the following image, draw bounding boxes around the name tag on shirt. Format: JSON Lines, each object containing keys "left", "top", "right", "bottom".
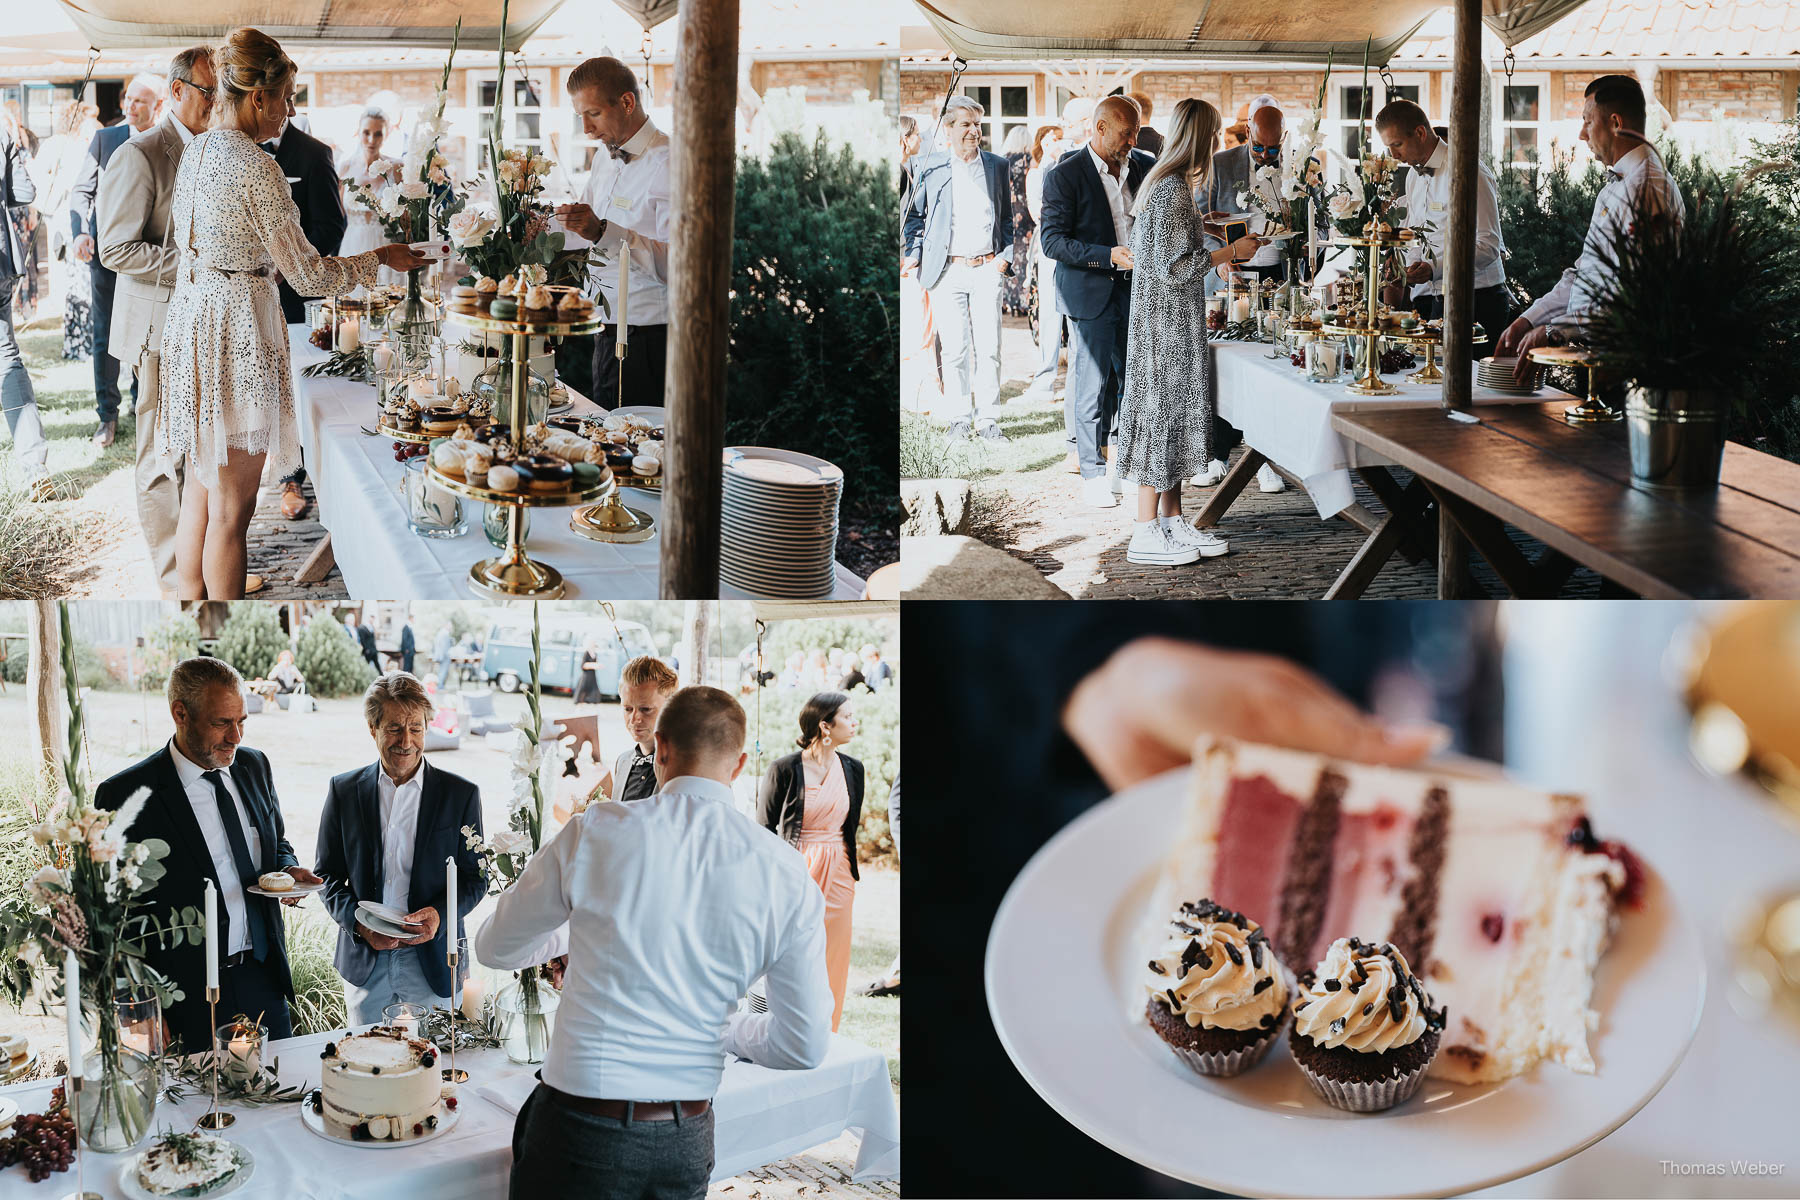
{"left": 613, "top": 196, "right": 633, "bottom": 210}
{"left": 1429, "top": 201, "right": 1445, "bottom": 213}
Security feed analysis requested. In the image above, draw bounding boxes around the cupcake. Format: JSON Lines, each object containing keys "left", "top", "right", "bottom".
{"left": 1143, "top": 899, "right": 1288, "bottom": 1078}
{"left": 1288, "top": 938, "right": 1446, "bottom": 1112}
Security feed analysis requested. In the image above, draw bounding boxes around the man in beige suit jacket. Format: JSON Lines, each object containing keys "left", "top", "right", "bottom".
{"left": 96, "top": 47, "right": 214, "bottom": 595}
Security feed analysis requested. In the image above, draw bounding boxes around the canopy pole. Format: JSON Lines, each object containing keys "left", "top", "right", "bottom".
{"left": 1442, "top": 0, "right": 1479, "bottom": 415}
{"left": 663, "top": 0, "right": 738, "bottom": 598}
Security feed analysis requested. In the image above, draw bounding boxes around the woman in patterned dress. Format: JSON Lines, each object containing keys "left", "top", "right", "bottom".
{"left": 158, "top": 29, "right": 423, "bottom": 599}
{"left": 1115, "top": 97, "right": 1265, "bottom": 569}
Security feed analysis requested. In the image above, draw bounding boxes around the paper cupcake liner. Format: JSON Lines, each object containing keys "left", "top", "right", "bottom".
{"left": 1165, "top": 1012, "right": 1286, "bottom": 1079}
{"left": 1294, "top": 1050, "right": 1431, "bottom": 1112}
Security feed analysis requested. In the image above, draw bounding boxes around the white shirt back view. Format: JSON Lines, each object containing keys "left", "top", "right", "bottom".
{"left": 474, "top": 775, "right": 833, "bottom": 1101}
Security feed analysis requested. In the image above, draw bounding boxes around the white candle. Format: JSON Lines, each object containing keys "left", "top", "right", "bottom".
{"left": 460, "top": 976, "right": 485, "bottom": 1022}
{"left": 64, "top": 949, "right": 81, "bottom": 1079}
{"left": 204, "top": 880, "right": 218, "bottom": 992}
{"left": 1307, "top": 197, "right": 1317, "bottom": 281}
{"left": 445, "top": 855, "right": 457, "bottom": 964}
{"left": 1231, "top": 295, "right": 1251, "bottom": 324}
{"left": 340, "top": 316, "right": 361, "bottom": 352}
{"left": 225, "top": 1033, "right": 259, "bottom": 1082}
{"left": 373, "top": 343, "right": 393, "bottom": 372}
{"left": 615, "top": 243, "right": 630, "bottom": 345}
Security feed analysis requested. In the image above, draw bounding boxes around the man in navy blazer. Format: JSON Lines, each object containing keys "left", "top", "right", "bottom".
{"left": 314, "top": 672, "right": 485, "bottom": 1023}
{"left": 902, "top": 96, "right": 1014, "bottom": 442}
{"left": 95, "top": 655, "right": 319, "bottom": 1053}
{"left": 1039, "top": 96, "right": 1153, "bottom": 505}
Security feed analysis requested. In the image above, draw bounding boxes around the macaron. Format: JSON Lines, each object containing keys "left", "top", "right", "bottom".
{"left": 570, "top": 461, "right": 603, "bottom": 489}
{"left": 490, "top": 298, "right": 519, "bottom": 320}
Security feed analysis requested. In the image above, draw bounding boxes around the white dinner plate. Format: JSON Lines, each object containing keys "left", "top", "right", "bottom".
{"left": 119, "top": 1140, "right": 255, "bottom": 1200}
{"left": 357, "top": 912, "right": 427, "bottom": 941}
{"left": 301, "top": 1098, "right": 461, "bottom": 1148}
{"left": 246, "top": 880, "right": 326, "bottom": 898}
{"left": 357, "top": 901, "right": 424, "bottom": 926}
{"left": 723, "top": 446, "right": 844, "bottom": 487}
{"left": 611, "top": 405, "right": 666, "bottom": 427}
{"left": 986, "top": 765, "right": 1706, "bottom": 1199}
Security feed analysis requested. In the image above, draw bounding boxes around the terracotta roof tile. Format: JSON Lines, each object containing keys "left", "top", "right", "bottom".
{"left": 1441, "top": 0, "right": 1800, "bottom": 59}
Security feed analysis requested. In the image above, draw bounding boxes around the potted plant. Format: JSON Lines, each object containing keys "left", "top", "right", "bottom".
{"left": 1584, "top": 173, "right": 1800, "bottom": 489}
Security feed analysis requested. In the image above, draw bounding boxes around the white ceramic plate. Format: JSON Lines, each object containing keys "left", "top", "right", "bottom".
{"left": 357, "top": 912, "right": 427, "bottom": 941}
{"left": 119, "top": 1140, "right": 255, "bottom": 1200}
{"left": 246, "top": 881, "right": 325, "bottom": 898}
{"left": 357, "top": 901, "right": 424, "bottom": 927}
{"left": 722, "top": 446, "right": 844, "bottom": 487}
{"left": 986, "top": 765, "right": 1705, "bottom": 1199}
{"left": 300, "top": 1098, "right": 461, "bottom": 1148}
{"left": 612, "top": 405, "right": 666, "bottom": 428}
{"left": 0, "top": 1096, "right": 17, "bottom": 1131}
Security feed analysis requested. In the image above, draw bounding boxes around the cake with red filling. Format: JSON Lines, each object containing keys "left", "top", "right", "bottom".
{"left": 1141, "top": 737, "right": 1641, "bottom": 1084}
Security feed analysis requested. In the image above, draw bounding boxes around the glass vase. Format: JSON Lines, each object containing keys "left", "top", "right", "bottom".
{"left": 75, "top": 1038, "right": 156, "bottom": 1152}
{"left": 496, "top": 973, "right": 560, "bottom": 1065}
{"left": 391, "top": 265, "right": 441, "bottom": 339}
{"left": 474, "top": 341, "right": 552, "bottom": 429}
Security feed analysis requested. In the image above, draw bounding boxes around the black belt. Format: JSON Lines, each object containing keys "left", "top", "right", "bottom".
{"left": 221, "top": 949, "right": 254, "bottom": 968}
{"left": 542, "top": 1083, "right": 710, "bottom": 1122}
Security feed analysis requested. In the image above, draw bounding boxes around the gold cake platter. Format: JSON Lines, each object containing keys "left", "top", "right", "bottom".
{"left": 427, "top": 460, "right": 616, "bottom": 599}
{"left": 1528, "top": 344, "right": 1615, "bottom": 424}
{"left": 442, "top": 300, "right": 603, "bottom": 339}
{"left": 1381, "top": 323, "right": 1492, "bottom": 385}
{"left": 427, "top": 462, "right": 614, "bottom": 509}
{"left": 376, "top": 419, "right": 436, "bottom": 445}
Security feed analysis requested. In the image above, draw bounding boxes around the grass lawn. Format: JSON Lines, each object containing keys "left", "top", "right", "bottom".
{"left": 4, "top": 323, "right": 137, "bottom": 498}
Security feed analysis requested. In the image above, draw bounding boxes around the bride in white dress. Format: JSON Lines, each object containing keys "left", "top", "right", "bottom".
{"left": 338, "top": 107, "right": 404, "bottom": 285}
{"left": 157, "top": 28, "right": 425, "bottom": 599}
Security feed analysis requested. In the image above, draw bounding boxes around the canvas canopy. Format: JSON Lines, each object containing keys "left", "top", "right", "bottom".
{"left": 49, "top": 0, "right": 678, "bottom": 49}
{"left": 911, "top": 0, "right": 1597, "bottom": 62}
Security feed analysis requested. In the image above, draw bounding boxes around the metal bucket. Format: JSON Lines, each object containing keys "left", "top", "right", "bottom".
{"left": 1625, "top": 386, "right": 1725, "bottom": 491}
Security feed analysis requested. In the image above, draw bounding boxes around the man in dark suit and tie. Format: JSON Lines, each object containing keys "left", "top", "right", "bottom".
{"left": 257, "top": 116, "right": 347, "bottom": 520}
{"left": 313, "top": 673, "right": 485, "bottom": 1022}
{"left": 95, "top": 655, "right": 320, "bottom": 1052}
{"left": 70, "top": 74, "right": 162, "bottom": 448}
{"left": 1039, "top": 95, "right": 1153, "bottom": 508}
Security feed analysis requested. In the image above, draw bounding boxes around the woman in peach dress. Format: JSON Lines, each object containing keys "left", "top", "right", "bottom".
{"left": 757, "top": 692, "right": 864, "bottom": 1031}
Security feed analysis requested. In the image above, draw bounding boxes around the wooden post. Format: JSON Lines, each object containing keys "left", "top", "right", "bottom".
{"left": 679, "top": 600, "right": 712, "bottom": 688}
{"left": 26, "top": 600, "right": 64, "bottom": 784}
{"left": 663, "top": 0, "right": 739, "bottom": 599}
{"left": 1441, "top": 0, "right": 1480, "bottom": 414}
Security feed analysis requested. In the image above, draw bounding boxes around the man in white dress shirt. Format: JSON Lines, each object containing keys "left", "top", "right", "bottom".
{"left": 1496, "top": 74, "right": 1685, "bottom": 384}
{"left": 901, "top": 96, "right": 1016, "bottom": 443}
{"left": 477, "top": 686, "right": 832, "bottom": 1199}
{"left": 554, "top": 57, "right": 671, "bottom": 410}
{"left": 1374, "top": 98, "right": 1512, "bottom": 345}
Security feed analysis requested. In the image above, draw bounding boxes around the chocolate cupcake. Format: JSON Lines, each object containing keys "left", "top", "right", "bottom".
{"left": 1143, "top": 899, "right": 1289, "bottom": 1078}
{"left": 1288, "top": 938, "right": 1446, "bottom": 1112}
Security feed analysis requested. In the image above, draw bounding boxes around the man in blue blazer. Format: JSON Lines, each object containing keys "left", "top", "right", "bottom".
{"left": 902, "top": 96, "right": 1014, "bottom": 442}
{"left": 95, "top": 655, "right": 320, "bottom": 1052}
{"left": 1039, "top": 96, "right": 1153, "bottom": 506}
{"left": 314, "top": 672, "right": 486, "bottom": 1023}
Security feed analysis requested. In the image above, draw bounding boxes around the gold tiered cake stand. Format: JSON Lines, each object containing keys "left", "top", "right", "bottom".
{"left": 1320, "top": 230, "right": 1416, "bottom": 396}
{"left": 426, "top": 304, "right": 611, "bottom": 598}
{"left": 1383, "top": 323, "right": 1491, "bottom": 385}
{"left": 1529, "top": 344, "right": 1616, "bottom": 425}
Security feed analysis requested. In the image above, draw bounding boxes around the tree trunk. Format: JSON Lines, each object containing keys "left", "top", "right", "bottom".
{"left": 26, "top": 600, "right": 64, "bottom": 785}
{"left": 1442, "top": 0, "right": 1480, "bottom": 414}
{"left": 679, "top": 601, "right": 712, "bottom": 689}
{"left": 662, "top": 0, "right": 739, "bottom": 598}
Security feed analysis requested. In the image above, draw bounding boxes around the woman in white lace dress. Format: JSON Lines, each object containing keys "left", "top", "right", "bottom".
{"left": 337, "top": 108, "right": 403, "bottom": 284}
{"left": 158, "top": 28, "right": 423, "bottom": 599}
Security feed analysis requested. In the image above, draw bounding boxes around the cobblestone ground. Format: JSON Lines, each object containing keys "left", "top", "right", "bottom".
{"left": 713, "top": 1129, "right": 902, "bottom": 1199}
{"left": 245, "top": 477, "right": 350, "bottom": 600}
{"left": 942, "top": 318, "right": 1604, "bottom": 599}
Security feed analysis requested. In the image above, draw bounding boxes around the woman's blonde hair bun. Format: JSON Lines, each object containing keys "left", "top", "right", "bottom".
{"left": 216, "top": 27, "right": 297, "bottom": 104}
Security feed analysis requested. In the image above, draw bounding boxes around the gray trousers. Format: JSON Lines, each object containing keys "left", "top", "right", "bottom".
{"left": 0, "top": 284, "right": 47, "bottom": 480}
{"left": 511, "top": 1084, "right": 714, "bottom": 1200}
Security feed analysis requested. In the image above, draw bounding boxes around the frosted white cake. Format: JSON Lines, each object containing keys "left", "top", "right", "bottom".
{"left": 316, "top": 1028, "right": 450, "bottom": 1141}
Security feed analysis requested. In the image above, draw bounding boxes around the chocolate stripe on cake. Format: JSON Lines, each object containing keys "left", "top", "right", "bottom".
{"left": 1274, "top": 769, "right": 1345, "bottom": 967}
{"left": 1387, "top": 785, "right": 1449, "bottom": 975}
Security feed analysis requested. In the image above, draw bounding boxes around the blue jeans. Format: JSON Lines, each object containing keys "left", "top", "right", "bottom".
{"left": 89, "top": 262, "right": 135, "bottom": 425}
{"left": 344, "top": 946, "right": 451, "bottom": 1025}
{"left": 0, "top": 284, "right": 47, "bottom": 480}
{"left": 1064, "top": 280, "right": 1130, "bottom": 479}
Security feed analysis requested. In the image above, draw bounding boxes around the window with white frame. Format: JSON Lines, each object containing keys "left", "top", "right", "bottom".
{"left": 465, "top": 70, "right": 552, "bottom": 179}
{"left": 1326, "top": 74, "right": 1427, "bottom": 171}
{"left": 956, "top": 75, "right": 1039, "bottom": 152}
{"left": 1494, "top": 71, "right": 1551, "bottom": 170}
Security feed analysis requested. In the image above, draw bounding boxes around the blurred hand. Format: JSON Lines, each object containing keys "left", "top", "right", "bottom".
{"left": 544, "top": 955, "right": 568, "bottom": 990}
{"left": 73, "top": 234, "right": 95, "bottom": 263}
{"left": 1494, "top": 314, "right": 1533, "bottom": 359}
{"left": 1063, "top": 637, "right": 1451, "bottom": 791}
{"left": 1404, "top": 261, "right": 1433, "bottom": 285}
{"left": 1228, "top": 235, "right": 1264, "bottom": 263}
{"left": 554, "top": 203, "right": 603, "bottom": 241}
{"left": 376, "top": 242, "right": 429, "bottom": 273}
{"left": 1110, "top": 245, "right": 1135, "bottom": 270}
{"left": 357, "top": 920, "right": 404, "bottom": 952}
{"left": 402, "top": 905, "right": 442, "bottom": 946}
{"left": 1508, "top": 324, "right": 1553, "bottom": 383}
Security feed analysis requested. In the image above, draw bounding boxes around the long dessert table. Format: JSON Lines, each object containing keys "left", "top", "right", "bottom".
{"left": 287, "top": 329, "right": 863, "bottom": 600}
{"left": 0, "top": 1028, "right": 899, "bottom": 1199}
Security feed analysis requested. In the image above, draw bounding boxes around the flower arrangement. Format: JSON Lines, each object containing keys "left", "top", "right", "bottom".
{"left": 0, "top": 604, "right": 204, "bottom": 1149}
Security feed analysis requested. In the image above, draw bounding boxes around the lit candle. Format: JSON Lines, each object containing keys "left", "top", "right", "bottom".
{"left": 340, "top": 316, "right": 361, "bottom": 352}
{"left": 615, "top": 242, "right": 630, "bottom": 346}
{"left": 1231, "top": 294, "right": 1251, "bottom": 324}
{"left": 204, "top": 880, "right": 218, "bottom": 992}
{"left": 225, "top": 1032, "right": 259, "bottom": 1083}
{"left": 394, "top": 1012, "right": 418, "bottom": 1037}
{"left": 64, "top": 949, "right": 81, "bottom": 1079}
{"left": 459, "top": 976, "right": 485, "bottom": 1022}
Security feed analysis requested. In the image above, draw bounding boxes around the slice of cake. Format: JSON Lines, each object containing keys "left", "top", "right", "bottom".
{"left": 135, "top": 1130, "right": 242, "bottom": 1196}
{"left": 312, "top": 1027, "right": 452, "bottom": 1141}
{"left": 1142, "top": 737, "right": 1640, "bottom": 1084}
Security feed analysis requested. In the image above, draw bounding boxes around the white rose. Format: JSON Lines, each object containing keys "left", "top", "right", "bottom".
{"left": 447, "top": 209, "right": 498, "bottom": 248}
{"left": 529, "top": 155, "right": 551, "bottom": 176}
{"left": 1329, "top": 192, "right": 1361, "bottom": 220}
{"left": 491, "top": 830, "right": 533, "bottom": 857}
{"left": 398, "top": 179, "right": 431, "bottom": 202}
{"left": 380, "top": 190, "right": 409, "bottom": 219}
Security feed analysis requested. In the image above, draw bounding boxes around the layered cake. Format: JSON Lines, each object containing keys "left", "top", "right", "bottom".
{"left": 1142, "top": 737, "right": 1641, "bottom": 1084}
{"left": 312, "top": 1027, "right": 454, "bottom": 1141}
{"left": 135, "top": 1130, "right": 244, "bottom": 1196}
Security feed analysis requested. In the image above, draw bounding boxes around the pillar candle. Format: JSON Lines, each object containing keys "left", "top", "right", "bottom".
{"left": 1307, "top": 197, "right": 1317, "bottom": 281}
{"left": 64, "top": 949, "right": 81, "bottom": 1079}
{"left": 1231, "top": 295, "right": 1251, "bottom": 324}
{"left": 615, "top": 243, "right": 630, "bottom": 345}
{"left": 339, "top": 316, "right": 361, "bottom": 353}
{"left": 460, "top": 976, "right": 485, "bottom": 1022}
{"left": 372, "top": 342, "right": 393, "bottom": 373}
{"left": 204, "top": 880, "right": 218, "bottom": 992}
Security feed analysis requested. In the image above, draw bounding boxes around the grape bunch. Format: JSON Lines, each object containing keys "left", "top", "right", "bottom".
{"left": 392, "top": 441, "right": 430, "bottom": 463}
{"left": 0, "top": 1091, "right": 77, "bottom": 1182}
{"left": 1378, "top": 346, "right": 1415, "bottom": 375}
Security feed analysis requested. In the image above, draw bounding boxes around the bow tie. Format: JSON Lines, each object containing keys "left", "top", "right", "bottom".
{"left": 259, "top": 141, "right": 277, "bottom": 155}
{"left": 614, "top": 148, "right": 634, "bottom": 164}
{"left": 1416, "top": 165, "right": 1434, "bottom": 177}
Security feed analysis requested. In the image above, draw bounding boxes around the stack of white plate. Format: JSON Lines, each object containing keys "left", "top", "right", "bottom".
{"left": 1477, "top": 356, "right": 1542, "bottom": 394}
{"left": 721, "top": 447, "right": 842, "bottom": 598}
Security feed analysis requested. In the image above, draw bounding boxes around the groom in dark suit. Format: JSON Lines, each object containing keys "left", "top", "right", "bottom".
{"left": 1039, "top": 95, "right": 1154, "bottom": 507}
{"left": 314, "top": 672, "right": 485, "bottom": 1023}
{"left": 95, "top": 655, "right": 319, "bottom": 1052}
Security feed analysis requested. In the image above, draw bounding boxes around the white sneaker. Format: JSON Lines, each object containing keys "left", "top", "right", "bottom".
{"left": 1082, "top": 475, "right": 1119, "bottom": 508}
{"left": 1127, "top": 522, "right": 1200, "bottom": 566}
{"left": 1189, "top": 459, "right": 1228, "bottom": 487}
{"left": 1257, "top": 463, "right": 1287, "bottom": 493}
{"left": 1165, "top": 518, "right": 1231, "bottom": 557}
{"left": 1106, "top": 457, "right": 1126, "bottom": 495}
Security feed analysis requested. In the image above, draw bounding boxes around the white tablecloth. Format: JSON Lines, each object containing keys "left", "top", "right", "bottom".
{"left": 0, "top": 1030, "right": 898, "bottom": 1199}
{"left": 1210, "top": 339, "right": 1565, "bottom": 519}
{"left": 288, "top": 329, "right": 863, "bottom": 600}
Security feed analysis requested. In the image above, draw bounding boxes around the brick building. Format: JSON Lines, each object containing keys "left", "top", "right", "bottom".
{"left": 901, "top": 0, "right": 1799, "bottom": 169}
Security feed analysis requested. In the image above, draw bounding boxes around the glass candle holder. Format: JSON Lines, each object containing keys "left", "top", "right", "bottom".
{"left": 216, "top": 1020, "right": 267, "bottom": 1086}
{"left": 382, "top": 1002, "right": 430, "bottom": 1037}
{"left": 402, "top": 458, "right": 468, "bottom": 540}
{"left": 1307, "top": 339, "right": 1342, "bottom": 383}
